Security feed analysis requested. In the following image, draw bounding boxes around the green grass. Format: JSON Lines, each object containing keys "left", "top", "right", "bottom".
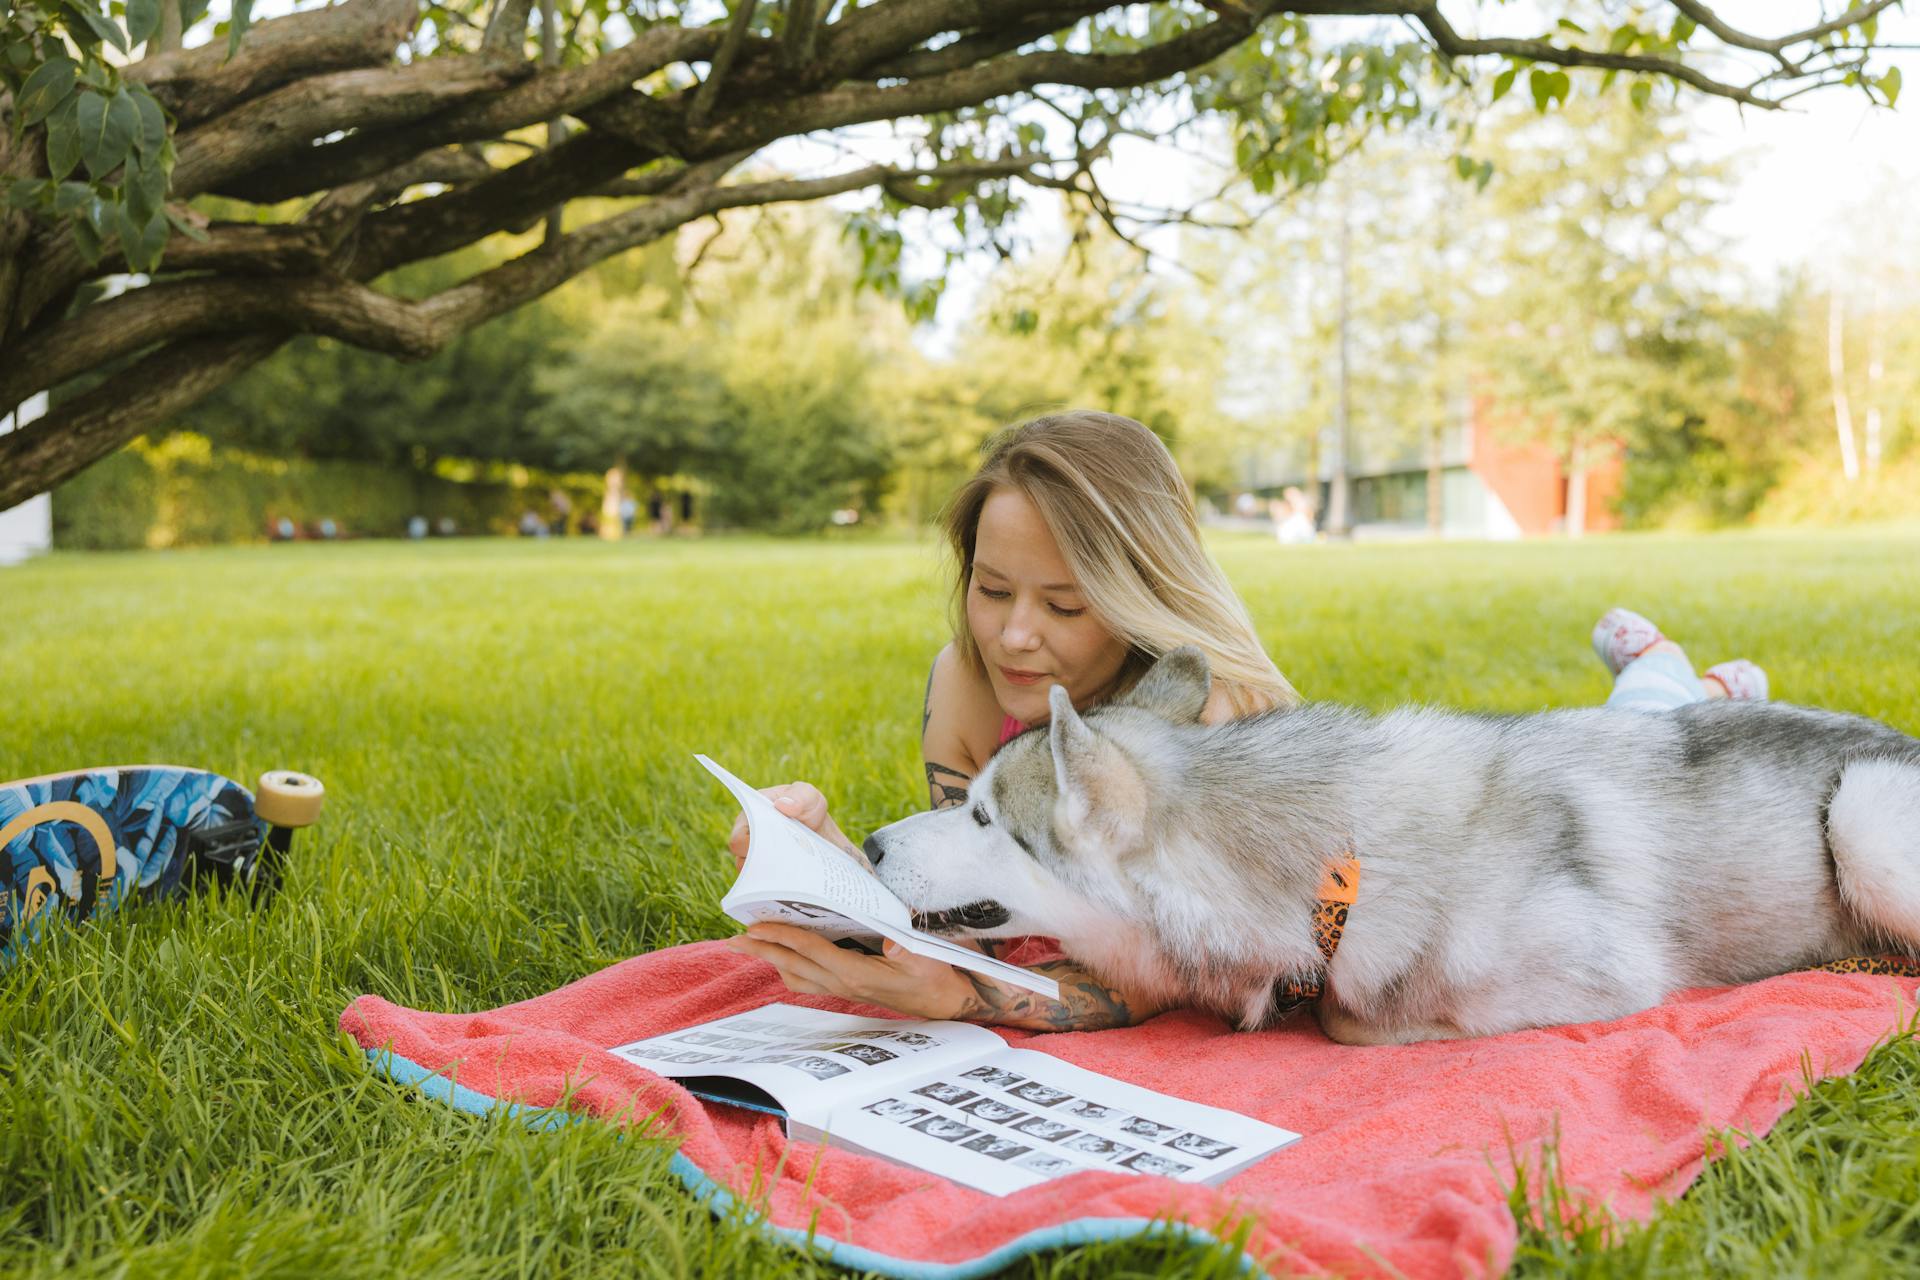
{"left": 3, "top": 527, "right": 1918, "bottom": 1279}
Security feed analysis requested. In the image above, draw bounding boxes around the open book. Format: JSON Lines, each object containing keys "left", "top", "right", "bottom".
{"left": 609, "top": 1003, "right": 1300, "bottom": 1195}
{"left": 700, "top": 755, "right": 1059, "bottom": 998}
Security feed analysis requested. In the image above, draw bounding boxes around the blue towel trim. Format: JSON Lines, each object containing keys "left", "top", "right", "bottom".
{"left": 363, "top": 1046, "right": 1270, "bottom": 1279}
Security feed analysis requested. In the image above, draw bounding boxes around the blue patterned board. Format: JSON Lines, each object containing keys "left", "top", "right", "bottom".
{"left": 0, "top": 767, "right": 262, "bottom": 962}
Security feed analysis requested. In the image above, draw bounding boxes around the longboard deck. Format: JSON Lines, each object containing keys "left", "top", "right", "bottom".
{"left": 1, "top": 765, "right": 266, "bottom": 959}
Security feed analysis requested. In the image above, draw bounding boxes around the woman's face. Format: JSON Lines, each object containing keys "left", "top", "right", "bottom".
{"left": 967, "top": 486, "right": 1129, "bottom": 726}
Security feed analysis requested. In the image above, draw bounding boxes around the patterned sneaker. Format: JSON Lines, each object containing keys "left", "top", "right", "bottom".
{"left": 1703, "top": 660, "right": 1769, "bottom": 701}
{"left": 1591, "top": 608, "right": 1666, "bottom": 676}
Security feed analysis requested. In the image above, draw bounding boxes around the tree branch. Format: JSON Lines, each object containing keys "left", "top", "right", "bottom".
{"left": 689, "top": 0, "right": 762, "bottom": 130}
{"left": 482, "top": 0, "right": 537, "bottom": 56}
{"left": 173, "top": 59, "right": 534, "bottom": 201}
{"left": 0, "top": 332, "right": 286, "bottom": 515}
{"left": 692, "top": 3, "right": 1275, "bottom": 150}
{"left": 128, "top": 0, "right": 421, "bottom": 126}
{"left": 5, "top": 152, "right": 1055, "bottom": 412}
{"left": 1410, "top": 3, "right": 1777, "bottom": 107}
{"left": 222, "top": 26, "right": 725, "bottom": 205}
{"left": 1665, "top": 0, "right": 1900, "bottom": 59}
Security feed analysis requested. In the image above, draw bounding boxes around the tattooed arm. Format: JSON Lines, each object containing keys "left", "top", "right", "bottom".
{"left": 916, "top": 645, "right": 1163, "bottom": 1031}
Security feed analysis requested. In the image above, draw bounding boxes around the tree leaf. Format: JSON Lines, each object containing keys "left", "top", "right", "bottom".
{"left": 227, "top": 0, "right": 255, "bottom": 57}
{"left": 1529, "top": 67, "right": 1553, "bottom": 112}
{"left": 79, "top": 86, "right": 140, "bottom": 179}
{"left": 117, "top": 202, "right": 170, "bottom": 272}
{"left": 133, "top": 86, "right": 170, "bottom": 160}
{"left": 1629, "top": 80, "right": 1652, "bottom": 112}
{"left": 54, "top": 181, "right": 95, "bottom": 216}
{"left": 45, "top": 95, "right": 85, "bottom": 182}
{"left": 4, "top": 178, "right": 53, "bottom": 211}
{"left": 1880, "top": 67, "right": 1902, "bottom": 107}
{"left": 17, "top": 54, "right": 79, "bottom": 126}
{"left": 166, "top": 207, "right": 211, "bottom": 242}
{"left": 85, "top": 193, "right": 116, "bottom": 242}
{"left": 68, "top": 4, "right": 131, "bottom": 53}
{"left": 178, "top": 0, "right": 211, "bottom": 28}
{"left": 127, "top": 0, "right": 160, "bottom": 47}
{"left": 123, "top": 150, "right": 169, "bottom": 224}
{"left": 71, "top": 211, "right": 106, "bottom": 263}
{"left": 1491, "top": 66, "right": 1516, "bottom": 102}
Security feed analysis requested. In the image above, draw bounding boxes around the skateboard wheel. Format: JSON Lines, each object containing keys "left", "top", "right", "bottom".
{"left": 256, "top": 771, "right": 325, "bottom": 828}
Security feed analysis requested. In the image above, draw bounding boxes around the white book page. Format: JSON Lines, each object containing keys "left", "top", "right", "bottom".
{"left": 605, "top": 1005, "right": 1003, "bottom": 1122}
{"left": 699, "top": 755, "right": 1060, "bottom": 999}
{"left": 701, "top": 756, "right": 913, "bottom": 933}
{"left": 821, "top": 1047, "right": 1301, "bottom": 1195}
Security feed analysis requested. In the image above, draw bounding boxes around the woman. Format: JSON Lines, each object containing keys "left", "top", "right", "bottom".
{"left": 724, "top": 411, "right": 1763, "bottom": 1030}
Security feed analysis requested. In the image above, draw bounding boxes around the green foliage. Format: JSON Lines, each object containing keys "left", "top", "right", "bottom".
{"left": 0, "top": 0, "right": 197, "bottom": 272}
{"left": 1460, "top": 88, "right": 1791, "bottom": 522}
{"left": 189, "top": 245, "right": 579, "bottom": 468}
{"left": 49, "top": 432, "right": 577, "bottom": 548}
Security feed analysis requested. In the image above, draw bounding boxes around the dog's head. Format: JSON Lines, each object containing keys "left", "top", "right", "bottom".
{"left": 866, "top": 647, "right": 1212, "bottom": 941}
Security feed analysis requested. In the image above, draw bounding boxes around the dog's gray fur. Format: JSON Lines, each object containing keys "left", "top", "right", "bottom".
{"left": 868, "top": 648, "right": 1920, "bottom": 1044}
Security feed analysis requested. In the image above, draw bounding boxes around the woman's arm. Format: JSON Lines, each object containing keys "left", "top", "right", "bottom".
{"left": 725, "top": 924, "right": 1156, "bottom": 1031}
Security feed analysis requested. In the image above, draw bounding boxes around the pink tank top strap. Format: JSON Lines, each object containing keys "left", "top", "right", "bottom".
{"left": 997, "top": 713, "right": 1026, "bottom": 746}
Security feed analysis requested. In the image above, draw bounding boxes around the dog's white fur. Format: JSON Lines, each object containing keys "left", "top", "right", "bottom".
{"left": 867, "top": 649, "right": 1920, "bottom": 1044}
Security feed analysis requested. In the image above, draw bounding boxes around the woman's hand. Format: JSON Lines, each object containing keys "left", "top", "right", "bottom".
{"left": 725, "top": 924, "right": 983, "bottom": 1019}
{"left": 724, "top": 925, "right": 1152, "bottom": 1031}
{"left": 725, "top": 781, "right": 864, "bottom": 871}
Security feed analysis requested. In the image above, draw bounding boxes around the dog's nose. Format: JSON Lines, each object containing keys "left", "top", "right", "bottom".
{"left": 861, "top": 833, "right": 886, "bottom": 868}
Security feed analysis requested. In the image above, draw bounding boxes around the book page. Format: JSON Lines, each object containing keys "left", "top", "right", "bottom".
{"left": 699, "top": 755, "right": 912, "bottom": 932}
{"left": 605, "top": 1004, "right": 1002, "bottom": 1123}
{"left": 698, "top": 755, "right": 1060, "bottom": 999}
{"left": 822, "top": 1047, "right": 1301, "bottom": 1195}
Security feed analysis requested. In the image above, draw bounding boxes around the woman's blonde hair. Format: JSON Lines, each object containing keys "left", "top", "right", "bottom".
{"left": 941, "top": 410, "right": 1298, "bottom": 717}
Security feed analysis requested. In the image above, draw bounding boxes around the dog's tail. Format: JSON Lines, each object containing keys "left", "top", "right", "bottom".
{"left": 1828, "top": 757, "right": 1920, "bottom": 954}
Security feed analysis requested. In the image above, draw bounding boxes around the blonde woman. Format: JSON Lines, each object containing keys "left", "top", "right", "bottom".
{"left": 723, "top": 411, "right": 1763, "bottom": 1031}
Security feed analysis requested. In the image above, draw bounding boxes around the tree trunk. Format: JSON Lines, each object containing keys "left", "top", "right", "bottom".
{"left": 600, "top": 463, "right": 625, "bottom": 541}
{"left": 541, "top": 0, "right": 567, "bottom": 244}
{"left": 149, "top": 0, "right": 184, "bottom": 57}
{"left": 1864, "top": 278, "right": 1884, "bottom": 477}
{"left": 1426, "top": 418, "right": 1445, "bottom": 538}
{"left": 1564, "top": 452, "right": 1587, "bottom": 539}
{"left": 1829, "top": 291, "right": 1860, "bottom": 483}
{"left": 1325, "top": 174, "right": 1353, "bottom": 539}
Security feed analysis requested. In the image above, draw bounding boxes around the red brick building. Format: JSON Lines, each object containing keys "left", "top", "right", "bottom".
{"left": 1227, "top": 400, "right": 1626, "bottom": 539}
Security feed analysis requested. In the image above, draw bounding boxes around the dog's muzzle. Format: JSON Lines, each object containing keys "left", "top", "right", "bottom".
{"left": 911, "top": 900, "right": 1011, "bottom": 933}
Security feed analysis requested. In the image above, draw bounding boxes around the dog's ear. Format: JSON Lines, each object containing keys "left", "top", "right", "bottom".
{"left": 1047, "top": 684, "right": 1146, "bottom": 848}
{"left": 1114, "top": 646, "right": 1211, "bottom": 724}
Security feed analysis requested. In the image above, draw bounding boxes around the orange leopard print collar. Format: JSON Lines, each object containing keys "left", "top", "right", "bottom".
{"left": 1270, "top": 855, "right": 1360, "bottom": 1018}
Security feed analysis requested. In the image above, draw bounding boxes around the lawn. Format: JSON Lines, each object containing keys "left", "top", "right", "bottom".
{"left": 3, "top": 527, "right": 1918, "bottom": 1279}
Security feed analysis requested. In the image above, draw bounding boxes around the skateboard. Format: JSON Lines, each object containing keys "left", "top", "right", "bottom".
{"left": 1, "top": 765, "right": 324, "bottom": 961}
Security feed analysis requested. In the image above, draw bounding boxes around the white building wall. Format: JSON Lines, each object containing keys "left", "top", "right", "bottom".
{"left": 0, "top": 393, "right": 52, "bottom": 565}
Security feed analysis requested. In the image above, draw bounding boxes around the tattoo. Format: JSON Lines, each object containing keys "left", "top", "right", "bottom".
{"left": 925, "top": 761, "right": 971, "bottom": 810}
{"left": 952, "top": 941, "right": 1138, "bottom": 1032}
{"left": 922, "top": 662, "right": 935, "bottom": 735}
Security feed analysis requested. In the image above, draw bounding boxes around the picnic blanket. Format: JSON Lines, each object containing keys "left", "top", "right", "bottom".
{"left": 339, "top": 941, "right": 1918, "bottom": 1278}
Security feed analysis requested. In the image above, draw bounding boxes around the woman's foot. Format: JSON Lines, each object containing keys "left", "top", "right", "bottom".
{"left": 1591, "top": 608, "right": 1668, "bottom": 676}
{"left": 1703, "top": 659, "right": 1769, "bottom": 701}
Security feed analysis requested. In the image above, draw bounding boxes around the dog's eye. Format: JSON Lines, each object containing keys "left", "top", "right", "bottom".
{"left": 971, "top": 805, "right": 990, "bottom": 827}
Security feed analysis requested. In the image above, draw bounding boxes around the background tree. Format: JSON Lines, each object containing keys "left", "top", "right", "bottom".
{"left": 1463, "top": 88, "right": 1738, "bottom": 534}
{"left": 0, "top": 0, "right": 1905, "bottom": 511}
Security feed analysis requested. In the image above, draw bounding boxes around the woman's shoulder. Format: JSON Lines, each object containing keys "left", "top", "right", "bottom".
{"left": 924, "top": 641, "right": 1005, "bottom": 775}
{"left": 1199, "top": 681, "right": 1237, "bottom": 726}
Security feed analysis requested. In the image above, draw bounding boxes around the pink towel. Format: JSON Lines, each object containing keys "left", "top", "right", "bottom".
{"left": 340, "top": 943, "right": 1917, "bottom": 1278}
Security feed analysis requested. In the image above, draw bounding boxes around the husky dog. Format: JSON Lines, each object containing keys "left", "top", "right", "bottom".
{"left": 865, "top": 649, "right": 1920, "bottom": 1044}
